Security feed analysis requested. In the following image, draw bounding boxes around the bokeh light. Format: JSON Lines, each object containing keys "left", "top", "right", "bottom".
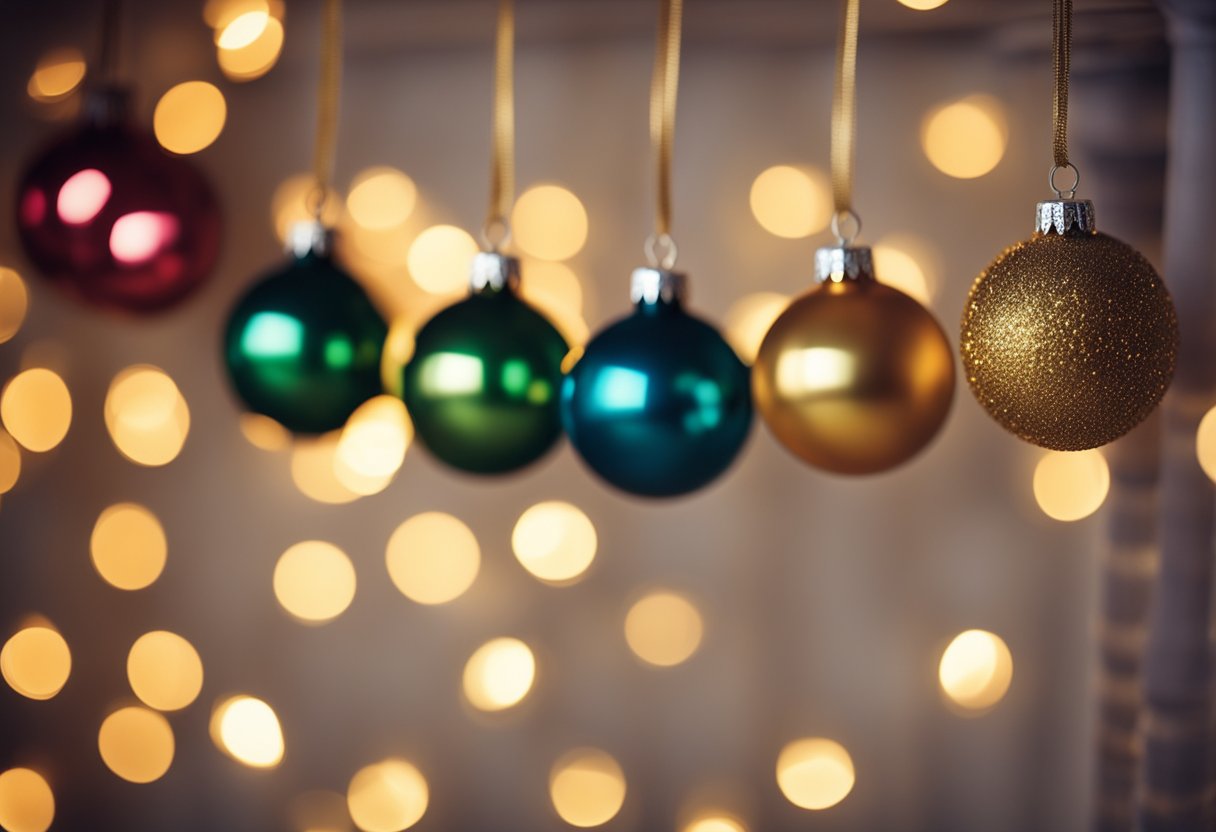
{"left": 218, "top": 14, "right": 284, "bottom": 81}
{"left": 273, "top": 541, "right": 358, "bottom": 624}
{"left": 939, "top": 629, "right": 1014, "bottom": 712}
{"left": 520, "top": 261, "right": 591, "bottom": 350}
{"left": 407, "top": 225, "right": 479, "bottom": 294}
{"left": 347, "top": 167, "right": 417, "bottom": 230}
{"left": 27, "top": 47, "right": 86, "bottom": 102}
{"left": 1032, "top": 449, "right": 1110, "bottom": 522}
{"left": 216, "top": 9, "right": 270, "bottom": 49}
{"left": 335, "top": 395, "right": 411, "bottom": 495}
{"left": 1, "top": 368, "right": 71, "bottom": 453}
{"left": 897, "top": 0, "right": 949, "bottom": 8}
{"left": 512, "top": 185, "right": 589, "bottom": 262}
{"left": 749, "top": 165, "right": 833, "bottom": 239}
{"left": 0, "top": 430, "right": 20, "bottom": 494}
{"left": 204, "top": 0, "right": 271, "bottom": 28}
{"left": 288, "top": 790, "right": 352, "bottom": 832}
{"left": 775, "top": 738, "right": 855, "bottom": 811}
{"left": 1195, "top": 405, "right": 1216, "bottom": 483}
{"left": 921, "top": 95, "right": 1008, "bottom": 179}
{"left": 1, "top": 625, "right": 71, "bottom": 700}
{"left": 291, "top": 432, "right": 361, "bottom": 505}
{"left": 386, "top": 512, "right": 480, "bottom": 605}
{"left": 127, "top": 631, "right": 204, "bottom": 712}
{"left": 272, "top": 173, "right": 343, "bottom": 242}
{"left": 549, "top": 748, "right": 627, "bottom": 828}
{"left": 153, "top": 81, "right": 227, "bottom": 155}
{"left": 462, "top": 637, "right": 537, "bottom": 712}
{"left": 624, "top": 591, "right": 704, "bottom": 667}
{"left": 684, "top": 814, "right": 747, "bottom": 832}
{"left": 512, "top": 501, "right": 597, "bottom": 585}
{"left": 724, "top": 292, "right": 789, "bottom": 364}
{"left": 347, "top": 759, "right": 430, "bottom": 832}
{"left": 379, "top": 319, "right": 416, "bottom": 398}
{"left": 0, "top": 267, "right": 29, "bottom": 344}
{"left": 90, "top": 503, "right": 167, "bottom": 590}
{"left": 98, "top": 706, "right": 175, "bottom": 784}
{"left": 0, "top": 768, "right": 54, "bottom": 832}
{"left": 872, "top": 235, "right": 936, "bottom": 304}
{"left": 240, "top": 412, "right": 291, "bottom": 452}
{"left": 104, "top": 366, "right": 190, "bottom": 467}
{"left": 211, "top": 695, "right": 285, "bottom": 768}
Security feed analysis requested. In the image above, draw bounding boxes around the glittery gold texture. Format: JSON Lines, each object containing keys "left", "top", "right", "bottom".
{"left": 961, "top": 231, "right": 1177, "bottom": 451}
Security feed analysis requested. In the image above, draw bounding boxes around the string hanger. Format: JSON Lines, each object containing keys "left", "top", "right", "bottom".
{"left": 645, "top": 0, "right": 683, "bottom": 271}
{"left": 310, "top": 0, "right": 343, "bottom": 221}
{"left": 1048, "top": 0, "right": 1079, "bottom": 199}
{"left": 830, "top": 0, "right": 861, "bottom": 246}
{"left": 483, "top": 0, "right": 516, "bottom": 252}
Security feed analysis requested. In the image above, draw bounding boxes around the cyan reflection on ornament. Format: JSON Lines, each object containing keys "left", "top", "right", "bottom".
{"left": 589, "top": 367, "right": 649, "bottom": 413}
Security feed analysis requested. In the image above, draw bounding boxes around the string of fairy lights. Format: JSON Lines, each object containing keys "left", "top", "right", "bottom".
{"left": 0, "top": 0, "right": 1193, "bottom": 830}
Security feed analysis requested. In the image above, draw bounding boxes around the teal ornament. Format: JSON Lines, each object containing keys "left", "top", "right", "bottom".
{"left": 401, "top": 252, "right": 570, "bottom": 475}
{"left": 223, "top": 222, "right": 388, "bottom": 435}
{"left": 562, "top": 267, "right": 752, "bottom": 497}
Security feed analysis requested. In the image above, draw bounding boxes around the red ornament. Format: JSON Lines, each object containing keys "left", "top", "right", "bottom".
{"left": 15, "top": 89, "right": 221, "bottom": 314}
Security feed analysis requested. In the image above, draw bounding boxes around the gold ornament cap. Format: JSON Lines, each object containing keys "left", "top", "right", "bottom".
{"left": 285, "top": 220, "right": 333, "bottom": 258}
{"left": 814, "top": 245, "right": 875, "bottom": 283}
{"left": 631, "top": 267, "right": 687, "bottom": 305}
{"left": 469, "top": 251, "right": 521, "bottom": 293}
{"left": 1035, "top": 199, "right": 1096, "bottom": 236}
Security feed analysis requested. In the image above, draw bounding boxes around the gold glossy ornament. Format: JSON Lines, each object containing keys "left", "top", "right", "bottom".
{"left": 961, "top": 200, "right": 1177, "bottom": 451}
{"left": 754, "top": 246, "right": 956, "bottom": 475}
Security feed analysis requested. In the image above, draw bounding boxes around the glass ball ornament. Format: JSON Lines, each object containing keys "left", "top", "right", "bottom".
{"left": 401, "top": 252, "right": 569, "bottom": 475}
{"left": 223, "top": 222, "right": 388, "bottom": 435}
{"left": 15, "top": 87, "right": 220, "bottom": 313}
{"left": 753, "top": 245, "right": 955, "bottom": 475}
{"left": 562, "top": 268, "right": 753, "bottom": 497}
{"left": 961, "top": 199, "right": 1177, "bottom": 450}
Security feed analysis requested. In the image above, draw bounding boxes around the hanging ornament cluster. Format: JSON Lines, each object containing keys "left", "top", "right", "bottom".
{"left": 562, "top": 0, "right": 753, "bottom": 497}
{"left": 960, "top": 0, "right": 1177, "bottom": 450}
{"left": 16, "top": 0, "right": 220, "bottom": 313}
{"left": 401, "top": 0, "right": 570, "bottom": 475}
{"left": 753, "top": 0, "right": 955, "bottom": 475}
{"left": 222, "top": 0, "right": 388, "bottom": 435}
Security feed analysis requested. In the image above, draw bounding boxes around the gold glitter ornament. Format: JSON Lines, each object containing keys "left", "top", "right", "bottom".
{"left": 754, "top": 245, "right": 956, "bottom": 475}
{"left": 961, "top": 199, "right": 1177, "bottom": 450}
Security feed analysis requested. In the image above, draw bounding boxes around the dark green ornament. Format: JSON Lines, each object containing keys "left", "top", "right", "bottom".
{"left": 562, "top": 267, "right": 753, "bottom": 498}
{"left": 223, "top": 223, "right": 388, "bottom": 435}
{"left": 401, "top": 253, "right": 570, "bottom": 475}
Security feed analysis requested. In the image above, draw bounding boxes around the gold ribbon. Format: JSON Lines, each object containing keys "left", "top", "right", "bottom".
{"left": 312, "top": 0, "right": 342, "bottom": 216}
{"left": 485, "top": 0, "right": 515, "bottom": 247}
{"left": 1051, "top": 0, "right": 1072, "bottom": 168}
{"left": 831, "top": 0, "right": 860, "bottom": 219}
{"left": 650, "top": 0, "right": 683, "bottom": 240}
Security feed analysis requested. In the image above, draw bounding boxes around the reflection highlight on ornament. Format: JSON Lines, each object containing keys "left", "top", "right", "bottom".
{"left": 624, "top": 590, "right": 704, "bottom": 667}
{"left": 775, "top": 738, "right": 855, "bottom": 810}
{"left": 109, "top": 211, "right": 181, "bottom": 265}
{"left": 57, "top": 168, "right": 110, "bottom": 224}
{"left": 27, "top": 48, "right": 86, "bottom": 103}
{"left": 0, "top": 268, "right": 29, "bottom": 344}
{"left": 153, "top": 81, "right": 227, "bottom": 155}
{"left": 104, "top": 365, "right": 190, "bottom": 467}
{"left": 549, "top": 749, "right": 627, "bottom": 828}
{"left": 774, "top": 347, "right": 856, "bottom": 395}
{"left": 347, "top": 759, "right": 429, "bottom": 832}
{"left": 386, "top": 512, "right": 481, "bottom": 605}
{"left": 1, "top": 625, "right": 71, "bottom": 701}
{"left": 512, "top": 185, "right": 589, "bottom": 262}
{"left": 274, "top": 541, "right": 358, "bottom": 624}
{"left": 462, "top": 637, "right": 537, "bottom": 712}
{"left": 127, "top": 631, "right": 204, "bottom": 712}
{"left": 211, "top": 695, "right": 285, "bottom": 768}
{"left": 0, "top": 768, "right": 54, "bottom": 832}
{"left": 407, "top": 225, "right": 479, "bottom": 294}
{"left": 921, "top": 94, "right": 1007, "bottom": 179}
{"left": 938, "top": 629, "right": 1013, "bottom": 713}
{"left": 416, "top": 352, "right": 485, "bottom": 396}
{"left": 1, "top": 368, "right": 71, "bottom": 453}
{"left": 1033, "top": 449, "right": 1110, "bottom": 522}
{"left": 98, "top": 706, "right": 176, "bottom": 783}
{"left": 749, "top": 165, "right": 833, "bottom": 239}
{"left": 347, "top": 167, "right": 417, "bottom": 230}
{"left": 512, "top": 501, "right": 598, "bottom": 585}
{"left": 91, "top": 503, "right": 167, "bottom": 590}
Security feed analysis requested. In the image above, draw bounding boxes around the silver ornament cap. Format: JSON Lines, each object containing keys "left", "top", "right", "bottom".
{"left": 469, "top": 251, "right": 521, "bottom": 293}
{"left": 1035, "top": 199, "right": 1097, "bottom": 236}
{"left": 814, "top": 245, "right": 875, "bottom": 283}
{"left": 631, "top": 267, "right": 687, "bottom": 305}
{"left": 285, "top": 219, "right": 333, "bottom": 258}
